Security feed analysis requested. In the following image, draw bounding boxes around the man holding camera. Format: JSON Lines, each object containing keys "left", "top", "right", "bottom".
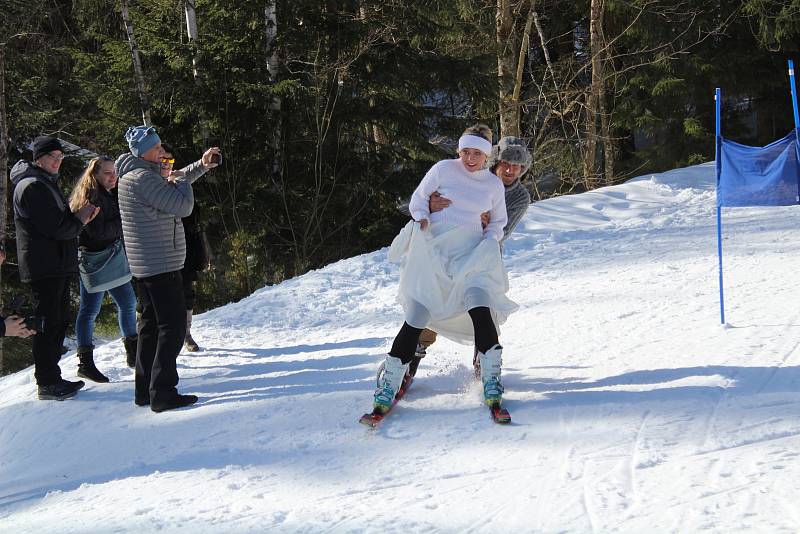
{"left": 116, "top": 125, "right": 219, "bottom": 413}
{"left": 10, "top": 135, "right": 99, "bottom": 400}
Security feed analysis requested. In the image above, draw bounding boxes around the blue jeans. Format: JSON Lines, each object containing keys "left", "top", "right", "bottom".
{"left": 75, "top": 278, "right": 137, "bottom": 347}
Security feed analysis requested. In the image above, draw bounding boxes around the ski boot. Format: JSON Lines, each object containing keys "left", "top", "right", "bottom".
{"left": 376, "top": 342, "right": 426, "bottom": 393}
{"left": 478, "top": 344, "right": 504, "bottom": 407}
{"left": 373, "top": 355, "right": 409, "bottom": 414}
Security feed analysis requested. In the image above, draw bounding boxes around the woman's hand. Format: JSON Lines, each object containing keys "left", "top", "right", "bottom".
{"left": 166, "top": 170, "right": 185, "bottom": 184}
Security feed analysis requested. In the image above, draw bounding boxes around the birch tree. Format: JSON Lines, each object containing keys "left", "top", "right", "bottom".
{"left": 120, "top": 0, "right": 151, "bottom": 125}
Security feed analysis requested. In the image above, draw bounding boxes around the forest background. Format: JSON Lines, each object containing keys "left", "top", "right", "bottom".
{"left": 1, "top": 0, "right": 799, "bottom": 374}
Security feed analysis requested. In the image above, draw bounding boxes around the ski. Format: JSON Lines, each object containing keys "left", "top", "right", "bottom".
{"left": 359, "top": 374, "right": 413, "bottom": 428}
{"left": 489, "top": 404, "right": 511, "bottom": 424}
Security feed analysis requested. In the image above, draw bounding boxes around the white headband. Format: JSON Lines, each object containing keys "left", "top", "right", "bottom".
{"left": 458, "top": 135, "right": 492, "bottom": 156}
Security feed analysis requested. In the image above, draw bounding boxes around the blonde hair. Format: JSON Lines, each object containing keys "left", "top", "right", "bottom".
{"left": 69, "top": 157, "right": 108, "bottom": 212}
{"left": 462, "top": 123, "right": 493, "bottom": 143}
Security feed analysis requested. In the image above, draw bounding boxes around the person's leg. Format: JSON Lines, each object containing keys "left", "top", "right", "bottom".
{"left": 143, "top": 271, "right": 190, "bottom": 411}
{"left": 108, "top": 281, "right": 137, "bottom": 338}
{"left": 30, "top": 277, "right": 66, "bottom": 386}
{"left": 373, "top": 322, "right": 425, "bottom": 413}
{"left": 183, "top": 276, "right": 199, "bottom": 351}
{"left": 417, "top": 328, "right": 437, "bottom": 350}
{"left": 390, "top": 322, "right": 425, "bottom": 364}
{"left": 135, "top": 278, "right": 158, "bottom": 404}
{"left": 468, "top": 306, "right": 499, "bottom": 354}
{"left": 109, "top": 281, "right": 139, "bottom": 368}
{"left": 74, "top": 285, "right": 110, "bottom": 383}
{"left": 31, "top": 277, "right": 84, "bottom": 399}
{"left": 468, "top": 306, "right": 503, "bottom": 406}
{"left": 75, "top": 278, "right": 103, "bottom": 348}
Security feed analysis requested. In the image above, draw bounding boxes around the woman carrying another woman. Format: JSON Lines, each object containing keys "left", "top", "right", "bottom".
{"left": 69, "top": 156, "right": 138, "bottom": 382}
{"left": 367, "top": 124, "right": 518, "bottom": 422}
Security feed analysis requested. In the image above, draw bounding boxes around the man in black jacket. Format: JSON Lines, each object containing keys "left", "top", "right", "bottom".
{"left": 10, "top": 136, "right": 99, "bottom": 400}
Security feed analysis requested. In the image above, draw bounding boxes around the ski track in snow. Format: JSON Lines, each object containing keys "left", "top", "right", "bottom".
{"left": 3, "top": 161, "right": 800, "bottom": 531}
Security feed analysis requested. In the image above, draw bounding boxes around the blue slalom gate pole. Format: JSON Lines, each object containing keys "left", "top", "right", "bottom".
{"left": 715, "top": 88, "right": 725, "bottom": 325}
{"left": 789, "top": 60, "right": 800, "bottom": 129}
{"left": 788, "top": 60, "right": 800, "bottom": 203}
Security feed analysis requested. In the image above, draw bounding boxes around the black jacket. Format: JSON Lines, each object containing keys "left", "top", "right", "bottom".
{"left": 182, "top": 209, "right": 209, "bottom": 278}
{"left": 10, "top": 161, "right": 82, "bottom": 283}
{"left": 80, "top": 187, "right": 123, "bottom": 252}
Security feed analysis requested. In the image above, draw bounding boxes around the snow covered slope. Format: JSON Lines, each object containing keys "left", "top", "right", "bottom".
{"left": 2, "top": 161, "right": 800, "bottom": 532}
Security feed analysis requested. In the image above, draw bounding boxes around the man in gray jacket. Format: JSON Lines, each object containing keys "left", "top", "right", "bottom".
{"left": 116, "top": 125, "right": 219, "bottom": 412}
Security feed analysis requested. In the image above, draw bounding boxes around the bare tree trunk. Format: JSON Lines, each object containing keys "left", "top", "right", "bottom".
{"left": 184, "top": 1, "right": 200, "bottom": 79}
{"left": 359, "top": 5, "right": 388, "bottom": 149}
{"left": 120, "top": 0, "right": 151, "bottom": 125}
{"left": 185, "top": 0, "right": 209, "bottom": 145}
{"left": 265, "top": 1, "right": 281, "bottom": 176}
{"left": 496, "top": 0, "right": 519, "bottom": 137}
{"left": 584, "top": 0, "right": 604, "bottom": 185}
{"left": 512, "top": 1, "right": 535, "bottom": 122}
{"left": 600, "top": 56, "right": 614, "bottom": 184}
{"left": 0, "top": 47, "right": 7, "bottom": 373}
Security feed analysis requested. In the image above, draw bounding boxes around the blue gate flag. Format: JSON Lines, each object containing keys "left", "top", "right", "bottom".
{"left": 717, "top": 130, "right": 800, "bottom": 207}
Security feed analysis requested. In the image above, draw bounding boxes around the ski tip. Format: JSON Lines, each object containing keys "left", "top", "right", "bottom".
{"left": 490, "top": 407, "right": 511, "bottom": 424}
{"left": 359, "top": 412, "right": 384, "bottom": 428}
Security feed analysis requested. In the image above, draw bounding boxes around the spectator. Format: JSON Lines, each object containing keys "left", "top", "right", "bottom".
{"left": 159, "top": 145, "right": 209, "bottom": 352}
{"left": 115, "top": 125, "right": 219, "bottom": 412}
{"left": 10, "top": 135, "right": 99, "bottom": 400}
{"left": 69, "top": 156, "right": 138, "bottom": 382}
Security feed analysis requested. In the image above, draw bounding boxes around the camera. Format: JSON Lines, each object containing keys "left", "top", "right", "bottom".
{"left": 210, "top": 153, "right": 222, "bottom": 165}
{"left": 8, "top": 294, "right": 43, "bottom": 333}
{"left": 23, "top": 316, "right": 44, "bottom": 333}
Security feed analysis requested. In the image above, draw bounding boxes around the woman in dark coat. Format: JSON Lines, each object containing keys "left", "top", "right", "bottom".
{"left": 69, "top": 156, "right": 138, "bottom": 382}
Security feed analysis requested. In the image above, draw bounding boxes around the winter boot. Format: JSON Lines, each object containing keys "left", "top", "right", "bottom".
{"left": 478, "top": 344, "right": 504, "bottom": 407}
{"left": 76, "top": 346, "right": 109, "bottom": 383}
{"left": 151, "top": 393, "right": 198, "bottom": 413}
{"left": 38, "top": 378, "right": 85, "bottom": 400}
{"left": 373, "top": 355, "right": 409, "bottom": 414}
{"left": 123, "top": 335, "right": 138, "bottom": 368}
{"left": 184, "top": 310, "right": 199, "bottom": 352}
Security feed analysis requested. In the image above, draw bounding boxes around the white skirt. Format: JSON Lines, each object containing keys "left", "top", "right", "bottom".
{"left": 388, "top": 220, "right": 519, "bottom": 345}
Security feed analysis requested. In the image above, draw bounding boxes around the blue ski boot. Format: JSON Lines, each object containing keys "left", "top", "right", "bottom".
{"left": 479, "top": 344, "right": 504, "bottom": 407}
{"left": 373, "top": 355, "right": 409, "bottom": 414}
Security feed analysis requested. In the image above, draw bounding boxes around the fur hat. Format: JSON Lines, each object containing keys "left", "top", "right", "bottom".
{"left": 488, "top": 136, "right": 532, "bottom": 177}
{"left": 31, "top": 136, "right": 63, "bottom": 161}
{"left": 125, "top": 125, "right": 161, "bottom": 157}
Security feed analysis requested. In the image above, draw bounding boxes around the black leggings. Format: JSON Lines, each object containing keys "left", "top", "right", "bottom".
{"left": 389, "top": 307, "right": 499, "bottom": 364}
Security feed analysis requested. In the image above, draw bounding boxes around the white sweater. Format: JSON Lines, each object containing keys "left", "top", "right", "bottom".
{"left": 408, "top": 159, "right": 508, "bottom": 241}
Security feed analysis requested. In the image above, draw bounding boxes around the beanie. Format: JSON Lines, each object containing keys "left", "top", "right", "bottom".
{"left": 31, "top": 136, "right": 63, "bottom": 161}
{"left": 125, "top": 125, "right": 161, "bottom": 157}
{"left": 488, "top": 136, "right": 532, "bottom": 177}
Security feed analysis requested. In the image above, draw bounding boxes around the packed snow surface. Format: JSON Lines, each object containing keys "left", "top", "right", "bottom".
{"left": 2, "top": 161, "right": 800, "bottom": 532}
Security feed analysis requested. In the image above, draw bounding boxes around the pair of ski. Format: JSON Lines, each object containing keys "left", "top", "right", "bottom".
{"left": 358, "top": 369, "right": 511, "bottom": 427}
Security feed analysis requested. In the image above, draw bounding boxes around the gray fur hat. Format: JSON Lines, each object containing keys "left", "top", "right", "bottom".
{"left": 488, "top": 136, "right": 532, "bottom": 177}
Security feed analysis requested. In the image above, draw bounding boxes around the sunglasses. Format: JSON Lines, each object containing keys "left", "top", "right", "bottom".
{"left": 160, "top": 158, "right": 175, "bottom": 166}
